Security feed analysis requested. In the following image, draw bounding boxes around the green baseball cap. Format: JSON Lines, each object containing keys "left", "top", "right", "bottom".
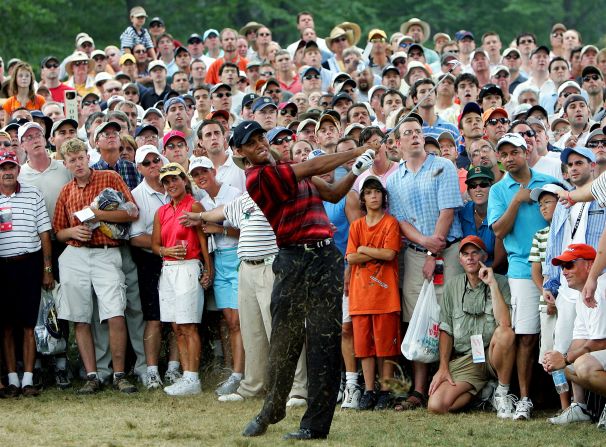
{"left": 466, "top": 165, "right": 494, "bottom": 184}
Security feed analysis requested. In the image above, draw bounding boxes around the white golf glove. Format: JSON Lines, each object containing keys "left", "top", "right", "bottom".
{"left": 352, "top": 149, "right": 375, "bottom": 176}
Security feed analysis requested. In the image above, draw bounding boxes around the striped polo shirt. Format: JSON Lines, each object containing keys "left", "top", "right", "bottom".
{"left": 223, "top": 192, "right": 278, "bottom": 261}
{"left": 0, "top": 183, "right": 52, "bottom": 257}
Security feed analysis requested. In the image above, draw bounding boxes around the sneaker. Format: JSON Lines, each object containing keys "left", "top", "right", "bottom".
{"left": 215, "top": 374, "right": 241, "bottom": 396}
{"left": 358, "top": 390, "right": 377, "bottom": 411}
{"left": 164, "top": 368, "right": 182, "bottom": 385}
{"left": 474, "top": 380, "right": 497, "bottom": 411}
{"left": 374, "top": 391, "right": 393, "bottom": 410}
{"left": 218, "top": 392, "right": 245, "bottom": 402}
{"left": 286, "top": 395, "right": 307, "bottom": 408}
{"left": 55, "top": 369, "right": 71, "bottom": 390}
{"left": 113, "top": 374, "right": 138, "bottom": 394}
{"left": 33, "top": 368, "right": 44, "bottom": 389}
{"left": 548, "top": 403, "right": 592, "bottom": 425}
{"left": 513, "top": 397, "right": 533, "bottom": 420}
{"left": 77, "top": 376, "right": 101, "bottom": 395}
{"left": 165, "top": 377, "right": 201, "bottom": 396}
{"left": 598, "top": 404, "right": 606, "bottom": 430}
{"left": 341, "top": 383, "right": 362, "bottom": 410}
{"left": 337, "top": 374, "right": 346, "bottom": 404}
{"left": 146, "top": 371, "right": 163, "bottom": 390}
{"left": 493, "top": 393, "right": 517, "bottom": 419}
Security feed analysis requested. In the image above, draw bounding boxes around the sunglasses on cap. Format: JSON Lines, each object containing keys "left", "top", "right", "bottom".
{"left": 280, "top": 109, "right": 296, "bottom": 117}
{"left": 141, "top": 156, "right": 162, "bottom": 167}
{"left": 304, "top": 74, "right": 320, "bottom": 80}
{"left": 468, "top": 181, "right": 491, "bottom": 189}
{"left": 583, "top": 74, "right": 601, "bottom": 82}
{"left": 159, "top": 165, "right": 183, "bottom": 174}
{"left": 518, "top": 129, "right": 536, "bottom": 138}
{"left": 272, "top": 136, "right": 293, "bottom": 145}
{"left": 486, "top": 117, "right": 510, "bottom": 126}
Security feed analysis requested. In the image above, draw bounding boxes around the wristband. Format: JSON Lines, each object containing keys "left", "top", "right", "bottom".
{"left": 566, "top": 191, "right": 576, "bottom": 206}
{"left": 43, "top": 266, "right": 53, "bottom": 273}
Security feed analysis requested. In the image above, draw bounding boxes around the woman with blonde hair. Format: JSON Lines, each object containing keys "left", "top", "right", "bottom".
{"left": 2, "top": 62, "right": 45, "bottom": 115}
{"left": 152, "top": 163, "right": 212, "bottom": 396}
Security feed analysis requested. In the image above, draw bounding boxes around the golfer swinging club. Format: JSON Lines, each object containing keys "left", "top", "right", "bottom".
{"left": 231, "top": 120, "right": 376, "bottom": 440}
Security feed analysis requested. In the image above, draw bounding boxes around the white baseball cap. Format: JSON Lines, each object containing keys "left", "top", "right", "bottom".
{"left": 188, "top": 156, "right": 214, "bottom": 173}
{"left": 135, "top": 144, "right": 167, "bottom": 165}
{"left": 18, "top": 122, "right": 45, "bottom": 142}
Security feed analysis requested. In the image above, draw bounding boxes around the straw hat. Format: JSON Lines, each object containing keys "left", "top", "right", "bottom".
{"left": 338, "top": 22, "right": 361, "bottom": 46}
{"left": 400, "top": 18, "right": 431, "bottom": 44}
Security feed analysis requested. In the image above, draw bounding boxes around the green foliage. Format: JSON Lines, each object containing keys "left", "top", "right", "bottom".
{"left": 1, "top": 0, "right": 605, "bottom": 77}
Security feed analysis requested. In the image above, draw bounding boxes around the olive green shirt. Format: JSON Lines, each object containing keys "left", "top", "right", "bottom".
{"left": 439, "top": 273, "right": 511, "bottom": 355}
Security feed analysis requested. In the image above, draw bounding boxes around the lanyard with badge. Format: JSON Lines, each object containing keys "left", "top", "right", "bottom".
{"left": 569, "top": 203, "right": 586, "bottom": 240}
{"left": 462, "top": 276, "right": 488, "bottom": 363}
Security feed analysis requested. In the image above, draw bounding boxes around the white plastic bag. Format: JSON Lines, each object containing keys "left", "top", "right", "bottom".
{"left": 34, "top": 286, "right": 66, "bottom": 355}
{"left": 401, "top": 279, "right": 441, "bottom": 363}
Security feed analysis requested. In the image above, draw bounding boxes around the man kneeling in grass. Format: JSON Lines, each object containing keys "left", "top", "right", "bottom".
{"left": 428, "top": 236, "right": 517, "bottom": 418}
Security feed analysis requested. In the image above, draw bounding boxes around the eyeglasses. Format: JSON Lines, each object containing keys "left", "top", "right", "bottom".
{"left": 583, "top": 74, "right": 601, "bottom": 82}
{"left": 213, "top": 92, "right": 232, "bottom": 98}
{"left": 486, "top": 117, "right": 510, "bottom": 126}
{"left": 587, "top": 139, "right": 606, "bottom": 148}
{"left": 468, "top": 181, "right": 491, "bottom": 189}
{"left": 401, "top": 129, "right": 423, "bottom": 136}
{"left": 519, "top": 39, "right": 535, "bottom": 45}
{"left": 22, "top": 132, "right": 44, "bottom": 142}
{"left": 83, "top": 99, "right": 99, "bottom": 106}
{"left": 137, "top": 134, "right": 158, "bottom": 141}
{"left": 518, "top": 129, "right": 536, "bottom": 138}
{"left": 280, "top": 109, "right": 296, "bottom": 117}
{"left": 99, "top": 131, "right": 119, "bottom": 138}
{"left": 141, "top": 156, "right": 162, "bottom": 167}
{"left": 560, "top": 259, "right": 583, "bottom": 270}
{"left": 273, "top": 136, "right": 293, "bottom": 145}
{"left": 304, "top": 74, "right": 320, "bottom": 80}
{"left": 134, "top": 49, "right": 147, "bottom": 54}
{"left": 45, "top": 63, "right": 59, "bottom": 69}
{"left": 260, "top": 71, "right": 274, "bottom": 77}
{"left": 504, "top": 54, "right": 520, "bottom": 60}
{"left": 265, "top": 89, "right": 281, "bottom": 95}
{"left": 159, "top": 165, "right": 182, "bottom": 174}
{"left": 73, "top": 61, "right": 88, "bottom": 66}
{"left": 165, "top": 142, "right": 187, "bottom": 150}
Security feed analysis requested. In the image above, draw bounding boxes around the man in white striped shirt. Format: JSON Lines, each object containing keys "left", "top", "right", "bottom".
{"left": 180, "top": 188, "right": 308, "bottom": 406}
{"left": 0, "top": 149, "right": 54, "bottom": 397}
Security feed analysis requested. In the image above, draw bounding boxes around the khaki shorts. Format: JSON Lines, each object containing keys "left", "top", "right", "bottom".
{"left": 449, "top": 349, "right": 497, "bottom": 395}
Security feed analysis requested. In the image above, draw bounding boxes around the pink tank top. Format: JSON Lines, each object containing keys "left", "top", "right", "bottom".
{"left": 158, "top": 194, "right": 201, "bottom": 261}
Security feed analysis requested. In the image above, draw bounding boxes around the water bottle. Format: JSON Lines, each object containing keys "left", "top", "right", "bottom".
{"left": 433, "top": 257, "right": 444, "bottom": 285}
{"left": 552, "top": 369, "right": 569, "bottom": 394}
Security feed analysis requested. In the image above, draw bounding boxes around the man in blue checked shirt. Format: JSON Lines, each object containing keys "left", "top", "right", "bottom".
{"left": 386, "top": 113, "right": 464, "bottom": 410}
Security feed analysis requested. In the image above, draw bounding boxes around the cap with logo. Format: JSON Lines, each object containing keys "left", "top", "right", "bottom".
{"left": 529, "top": 183, "right": 565, "bottom": 202}
{"left": 459, "top": 235, "right": 487, "bottom": 253}
{"left": 229, "top": 120, "right": 265, "bottom": 148}
{"left": 163, "top": 130, "right": 187, "bottom": 147}
{"left": 252, "top": 96, "right": 277, "bottom": 113}
{"left": 466, "top": 165, "right": 495, "bottom": 183}
{"left": 0, "top": 151, "right": 19, "bottom": 166}
{"left": 94, "top": 121, "right": 121, "bottom": 141}
{"left": 189, "top": 156, "right": 214, "bottom": 173}
{"left": 267, "top": 126, "right": 293, "bottom": 144}
{"left": 496, "top": 133, "right": 527, "bottom": 152}
{"left": 551, "top": 243, "right": 596, "bottom": 266}
{"left": 135, "top": 145, "right": 167, "bottom": 165}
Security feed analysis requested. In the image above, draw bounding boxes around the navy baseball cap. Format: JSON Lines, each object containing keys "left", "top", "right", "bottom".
{"left": 135, "top": 124, "right": 158, "bottom": 138}
{"left": 163, "top": 96, "right": 186, "bottom": 113}
{"left": 241, "top": 93, "right": 259, "bottom": 110}
{"left": 229, "top": 120, "right": 265, "bottom": 148}
{"left": 252, "top": 96, "right": 277, "bottom": 113}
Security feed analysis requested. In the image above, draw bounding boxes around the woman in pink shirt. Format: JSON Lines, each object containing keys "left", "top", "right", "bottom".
{"left": 152, "top": 163, "right": 212, "bottom": 396}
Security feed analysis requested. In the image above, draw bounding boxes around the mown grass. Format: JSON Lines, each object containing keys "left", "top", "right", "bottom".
{"left": 0, "top": 380, "right": 603, "bottom": 447}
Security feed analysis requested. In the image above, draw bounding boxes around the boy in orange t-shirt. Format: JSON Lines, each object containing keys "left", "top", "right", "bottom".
{"left": 346, "top": 175, "right": 401, "bottom": 411}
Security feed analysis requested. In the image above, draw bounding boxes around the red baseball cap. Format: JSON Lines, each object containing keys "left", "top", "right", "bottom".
{"left": 0, "top": 150, "right": 19, "bottom": 166}
{"left": 162, "top": 130, "right": 186, "bottom": 147}
{"left": 459, "top": 235, "right": 487, "bottom": 253}
{"left": 551, "top": 244, "right": 596, "bottom": 266}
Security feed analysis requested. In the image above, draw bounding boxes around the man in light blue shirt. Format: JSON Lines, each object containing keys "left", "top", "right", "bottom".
{"left": 387, "top": 114, "right": 463, "bottom": 409}
{"left": 488, "top": 132, "right": 558, "bottom": 421}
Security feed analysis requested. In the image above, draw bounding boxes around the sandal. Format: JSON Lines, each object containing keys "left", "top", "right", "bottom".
{"left": 394, "top": 390, "right": 427, "bottom": 411}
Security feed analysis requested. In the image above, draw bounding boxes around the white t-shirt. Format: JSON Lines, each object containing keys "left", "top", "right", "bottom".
{"left": 130, "top": 179, "right": 170, "bottom": 253}
{"left": 558, "top": 202, "right": 590, "bottom": 304}
{"left": 573, "top": 273, "right": 606, "bottom": 340}
{"left": 532, "top": 155, "right": 564, "bottom": 182}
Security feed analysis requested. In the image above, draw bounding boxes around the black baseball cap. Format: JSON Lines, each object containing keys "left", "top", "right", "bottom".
{"left": 41, "top": 56, "right": 60, "bottom": 68}
{"left": 241, "top": 93, "right": 259, "bottom": 110}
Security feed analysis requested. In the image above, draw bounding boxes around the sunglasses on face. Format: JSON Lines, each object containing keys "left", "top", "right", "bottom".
{"left": 560, "top": 259, "right": 581, "bottom": 270}
{"left": 468, "top": 181, "right": 491, "bottom": 189}
{"left": 213, "top": 92, "right": 232, "bottom": 98}
{"left": 486, "top": 117, "right": 510, "bottom": 126}
{"left": 258, "top": 32, "right": 271, "bottom": 37}
{"left": 518, "top": 129, "right": 536, "bottom": 138}
{"left": 370, "top": 38, "right": 386, "bottom": 43}
{"left": 260, "top": 71, "right": 274, "bottom": 77}
{"left": 134, "top": 49, "right": 147, "bottom": 54}
{"left": 0, "top": 141, "right": 11, "bottom": 148}
{"left": 505, "top": 54, "right": 520, "bottom": 60}
{"left": 304, "top": 74, "right": 320, "bottom": 80}
{"left": 45, "top": 63, "right": 59, "bottom": 69}
{"left": 73, "top": 61, "right": 88, "bottom": 67}
{"left": 587, "top": 139, "right": 606, "bottom": 148}
{"left": 519, "top": 39, "right": 534, "bottom": 45}
{"left": 552, "top": 32, "right": 563, "bottom": 37}
{"left": 266, "top": 89, "right": 281, "bottom": 95}
{"left": 493, "top": 73, "right": 509, "bottom": 79}
{"left": 83, "top": 99, "right": 99, "bottom": 106}
{"left": 273, "top": 136, "right": 293, "bottom": 145}
{"left": 583, "top": 74, "right": 601, "bottom": 82}
{"left": 333, "top": 36, "right": 348, "bottom": 43}
{"left": 159, "top": 165, "right": 182, "bottom": 174}
{"left": 141, "top": 156, "right": 162, "bottom": 167}
{"left": 280, "top": 109, "right": 296, "bottom": 117}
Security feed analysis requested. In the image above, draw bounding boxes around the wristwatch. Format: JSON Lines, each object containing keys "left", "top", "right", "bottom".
{"left": 43, "top": 266, "right": 53, "bottom": 273}
{"left": 563, "top": 353, "right": 570, "bottom": 365}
